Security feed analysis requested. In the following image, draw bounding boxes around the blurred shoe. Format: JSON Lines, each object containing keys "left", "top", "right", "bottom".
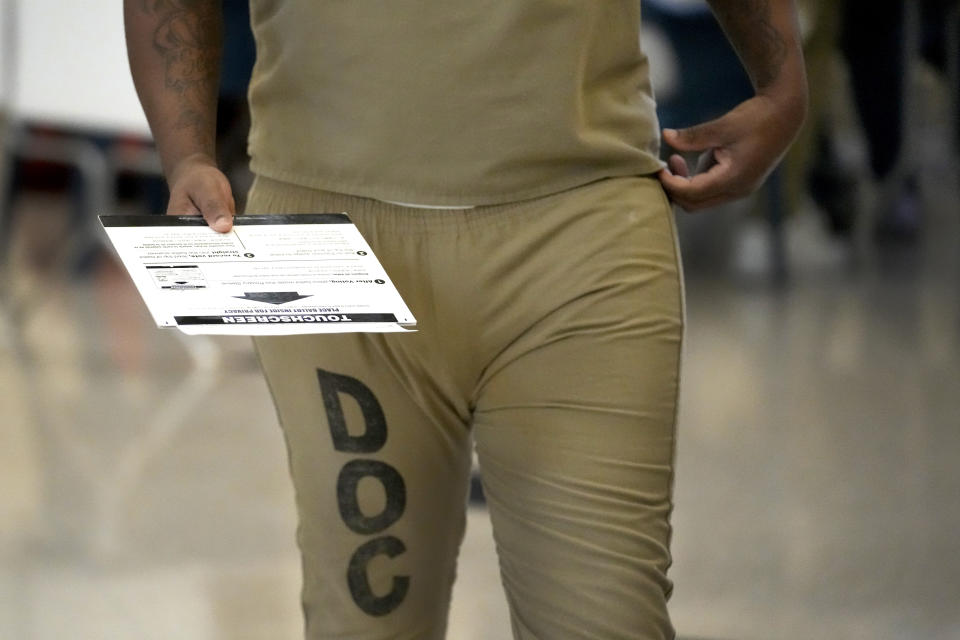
{"left": 808, "top": 132, "right": 860, "bottom": 238}
{"left": 874, "top": 175, "right": 921, "bottom": 243}
{"left": 809, "top": 163, "right": 859, "bottom": 238}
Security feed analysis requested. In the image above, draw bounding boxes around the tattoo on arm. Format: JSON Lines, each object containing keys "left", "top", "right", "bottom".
{"left": 140, "top": 0, "right": 220, "bottom": 151}
{"left": 709, "top": 0, "right": 788, "bottom": 90}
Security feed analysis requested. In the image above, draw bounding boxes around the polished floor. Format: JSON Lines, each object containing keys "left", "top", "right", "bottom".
{"left": 2, "top": 105, "right": 959, "bottom": 640}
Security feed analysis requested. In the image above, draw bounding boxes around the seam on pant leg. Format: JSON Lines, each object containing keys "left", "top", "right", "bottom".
{"left": 651, "top": 179, "right": 686, "bottom": 593}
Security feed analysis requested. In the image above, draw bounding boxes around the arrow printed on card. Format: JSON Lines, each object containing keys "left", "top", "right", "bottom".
{"left": 234, "top": 292, "right": 312, "bottom": 305}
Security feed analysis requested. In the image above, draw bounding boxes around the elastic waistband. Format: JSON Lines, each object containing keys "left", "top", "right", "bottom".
{"left": 246, "top": 173, "right": 662, "bottom": 235}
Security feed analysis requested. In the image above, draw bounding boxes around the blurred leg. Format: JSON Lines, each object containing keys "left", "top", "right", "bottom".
{"left": 841, "top": 0, "right": 906, "bottom": 181}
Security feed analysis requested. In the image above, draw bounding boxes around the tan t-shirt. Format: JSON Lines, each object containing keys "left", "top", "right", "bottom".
{"left": 247, "top": 0, "right": 663, "bottom": 206}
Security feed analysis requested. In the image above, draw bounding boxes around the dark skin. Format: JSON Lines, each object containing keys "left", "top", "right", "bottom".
{"left": 658, "top": 0, "right": 808, "bottom": 211}
{"left": 123, "top": 0, "right": 807, "bottom": 231}
{"left": 124, "top": 0, "right": 233, "bottom": 231}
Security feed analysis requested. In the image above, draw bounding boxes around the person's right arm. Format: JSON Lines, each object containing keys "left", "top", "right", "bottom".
{"left": 124, "top": 0, "right": 234, "bottom": 232}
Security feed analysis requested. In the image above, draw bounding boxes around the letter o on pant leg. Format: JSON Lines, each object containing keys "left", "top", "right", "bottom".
{"left": 337, "top": 459, "right": 406, "bottom": 534}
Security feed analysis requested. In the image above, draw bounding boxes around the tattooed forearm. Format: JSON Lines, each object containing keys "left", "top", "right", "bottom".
{"left": 138, "top": 0, "right": 221, "bottom": 149}
{"left": 708, "top": 0, "right": 789, "bottom": 90}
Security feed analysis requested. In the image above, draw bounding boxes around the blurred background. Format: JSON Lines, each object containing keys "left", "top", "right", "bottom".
{"left": 1, "top": 1, "right": 958, "bottom": 638}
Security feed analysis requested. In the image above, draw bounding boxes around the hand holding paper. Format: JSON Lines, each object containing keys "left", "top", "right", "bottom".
{"left": 99, "top": 214, "right": 417, "bottom": 335}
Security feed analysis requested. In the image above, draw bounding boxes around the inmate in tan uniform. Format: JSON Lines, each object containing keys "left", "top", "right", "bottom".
{"left": 247, "top": 2, "right": 684, "bottom": 638}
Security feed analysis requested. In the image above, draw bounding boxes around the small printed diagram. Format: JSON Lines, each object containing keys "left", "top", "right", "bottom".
{"left": 147, "top": 265, "right": 207, "bottom": 290}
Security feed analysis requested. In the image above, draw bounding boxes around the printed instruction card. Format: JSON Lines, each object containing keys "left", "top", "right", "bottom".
{"left": 99, "top": 214, "right": 417, "bottom": 335}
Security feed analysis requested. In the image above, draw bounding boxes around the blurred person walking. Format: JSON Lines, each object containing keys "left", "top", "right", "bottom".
{"left": 803, "top": 0, "right": 959, "bottom": 239}
{"left": 123, "top": 1, "right": 807, "bottom": 638}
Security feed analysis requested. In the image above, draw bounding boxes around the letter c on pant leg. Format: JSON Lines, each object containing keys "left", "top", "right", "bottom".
{"left": 347, "top": 536, "right": 410, "bottom": 616}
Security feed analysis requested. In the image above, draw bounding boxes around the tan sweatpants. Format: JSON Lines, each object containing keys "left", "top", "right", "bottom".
{"left": 248, "top": 174, "right": 684, "bottom": 640}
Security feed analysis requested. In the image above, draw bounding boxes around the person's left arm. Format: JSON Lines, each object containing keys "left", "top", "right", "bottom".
{"left": 657, "top": 0, "right": 808, "bottom": 211}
